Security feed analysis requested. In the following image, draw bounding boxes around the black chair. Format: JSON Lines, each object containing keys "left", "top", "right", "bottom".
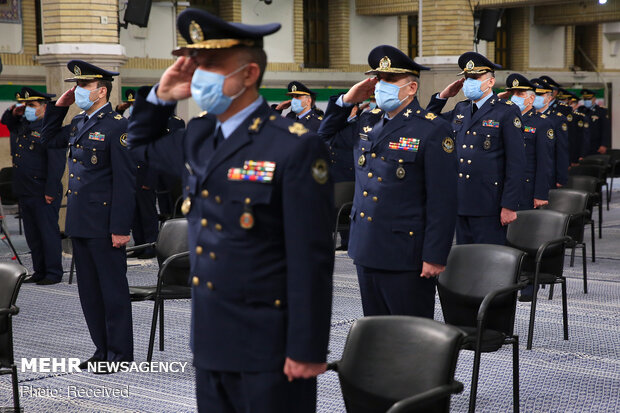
{"left": 128, "top": 218, "right": 190, "bottom": 361}
{"left": 544, "top": 189, "right": 590, "bottom": 294}
{"left": 328, "top": 316, "right": 464, "bottom": 413}
{"left": 569, "top": 165, "right": 605, "bottom": 237}
{"left": 437, "top": 244, "right": 526, "bottom": 413}
{"left": 579, "top": 155, "right": 611, "bottom": 210}
{"left": 0, "top": 262, "right": 28, "bottom": 412}
{"left": 0, "top": 167, "right": 22, "bottom": 235}
{"left": 565, "top": 175, "right": 600, "bottom": 251}
{"left": 606, "top": 149, "right": 620, "bottom": 203}
{"left": 506, "top": 210, "right": 571, "bottom": 350}
{"left": 333, "top": 181, "right": 355, "bottom": 249}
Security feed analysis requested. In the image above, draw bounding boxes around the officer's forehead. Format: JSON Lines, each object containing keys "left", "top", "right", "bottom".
{"left": 377, "top": 73, "right": 412, "bottom": 83}
{"left": 464, "top": 72, "right": 492, "bottom": 80}
{"left": 191, "top": 49, "right": 242, "bottom": 66}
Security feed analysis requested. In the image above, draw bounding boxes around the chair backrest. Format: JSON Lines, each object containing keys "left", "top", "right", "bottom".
{"left": 155, "top": 218, "right": 190, "bottom": 286}
{"left": 568, "top": 164, "right": 605, "bottom": 179}
{"left": 437, "top": 244, "right": 525, "bottom": 336}
{"left": 580, "top": 154, "right": 611, "bottom": 168}
{"left": 507, "top": 210, "right": 570, "bottom": 276}
{"left": 0, "top": 263, "right": 27, "bottom": 367}
{"left": 337, "top": 316, "right": 464, "bottom": 413}
{"left": 334, "top": 181, "right": 355, "bottom": 209}
{"left": 0, "top": 167, "right": 18, "bottom": 205}
{"left": 565, "top": 175, "right": 599, "bottom": 194}
{"left": 546, "top": 189, "right": 589, "bottom": 243}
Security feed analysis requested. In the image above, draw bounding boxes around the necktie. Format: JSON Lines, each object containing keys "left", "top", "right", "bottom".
{"left": 80, "top": 116, "right": 89, "bottom": 130}
{"left": 472, "top": 103, "right": 478, "bottom": 115}
{"left": 383, "top": 117, "right": 390, "bottom": 126}
{"left": 213, "top": 127, "right": 225, "bottom": 149}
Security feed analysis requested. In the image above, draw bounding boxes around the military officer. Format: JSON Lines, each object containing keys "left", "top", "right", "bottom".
{"left": 564, "top": 91, "right": 590, "bottom": 164}
{"left": 274, "top": 81, "right": 323, "bottom": 131}
{"left": 318, "top": 45, "right": 457, "bottom": 318}
{"left": 530, "top": 78, "right": 569, "bottom": 188}
{"left": 580, "top": 89, "right": 611, "bottom": 155}
{"left": 503, "top": 74, "right": 553, "bottom": 210}
{"left": 426, "top": 52, "right": 525, "bottom": 245}
{"left": 1, "top": 87, "right": 66, "bottom": 285}
{"left": 41, "top": 60, "right": 136, "bottom": 373}
{"left": 127, "top": 9, "right": 333, "bottom": 412}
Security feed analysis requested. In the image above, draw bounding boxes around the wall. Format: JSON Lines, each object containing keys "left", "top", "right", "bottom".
{"left": 529, "top": 24, "right": 565, "bottom": 69}
{"left": 241, "top": 0, "right": 294, "bottom": 64}
{"left": 120, "top": 1, "right": 176, "bottom": 59}
{"left": 348, "top": 0, "right": 398, "bottom": 65}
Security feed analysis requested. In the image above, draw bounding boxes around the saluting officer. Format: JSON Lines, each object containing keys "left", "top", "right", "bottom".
{"left": 274, "top": 81, "right": 323, "bottom": 131}
{"left": 503, "top": 74, "right": 553, "bottom": 210}
{"left": 41, "top": 60, "right": 136, "bottom": 373}
{"left": 580, "top": 89, "right": 611, "bottom": 155}
{"left": 318, "top": 45, "right": 457, "bottom": 318}
{"left": 127, "top": 9, "right": 334, "bottom": 412}
{"left": 1, "top": 87, "right": 66, "bottom": 285}
{"left": 426, "top": 52, "right": 525, "bottom": 245}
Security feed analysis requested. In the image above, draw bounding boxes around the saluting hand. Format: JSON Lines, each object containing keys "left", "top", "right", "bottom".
{"left": 111, "top": 234, "right": 130, "bottom": 248}
{"left": 439, "top": 78, "right": 465, "bottom": 99}
{"left": 420, "top": 262, "right": 445, "bottom": 279}
{"left": 500, "top": 207, "right": 517, "bottom": 226}
{"left": 343, "top": 78, "right": 378, "bottom": 105}
{"left": 12, "top": 104, "right": 25, "bottom": 117}
{"left": 275, "top": 100, "right": 291, "bottom": 111}
{"left": 497, "top": 91, "right": 511, "bottom": 99}
{"left": 157, "top": 56, "right": 197, "bottom": 102}
{"left": 283, "top": 358, "right": 327, "bottom": 382}
{"left": 56, "top": 86, "right": 76, "bottom": 107}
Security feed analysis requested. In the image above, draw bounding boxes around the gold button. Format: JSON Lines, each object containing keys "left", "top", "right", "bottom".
{"left": 361, "top": 147, "right": 366, "bottom": 151}
{"left": 470, "top": 145, "right": 474, "bottom": 149}
{"left": 201, "top": 189, "right": 209, "bottom": 198}
{"left": 67, "top": 190, "right": 72, "bottom": 194}
{"left": 72, "top": 158, "right": 77, "bottom": 163}
{"left": 494, "top": 182, "right": 498, "bottom": 186}
{"left": 215, "top": 195, "right": 221, "bottom": 204}
{"left": 207, "top": 281, "right": 214, "bottom": 290}
{"left": 473, "top": 131, "right": 477, "bottom": 135}
{"left": 466, "top": 174, "right": 470, "bottom": 179}
{"left": 526, "top": 178, "right": 530, "bottom": 182}
{"left": 363, "top": 191, "right": 368, "bottom": 197}
{"left": 77, "top": 177, "right": 81, "bottom": 181}
{"left": 215, "top": 223, "right": 222, "bottom": 231}
{"left": 460, "top": 158, "right": 464, "bottom": 163}
{"left": 372, "top": 196, "right": 378, "bottom": 202}
{"left": 196, "top": 246, "right": 203, "bottom": 255}
{"left": 459, "top": 173, "right": 463, "bottom": 178}
{"left": 466, "top": 131, "right": 470, "bottom": 134}
{"left": 398, "top": 159, "right": 403, "bottom": 164}
{"left": 371, "top": 153, "right": 376, "bottom": 158}
{"left": 209, "top": 252, "right": 216, "bottom": 260}
{"left": 368, "top": 172, "right": 373, "bottom": 178}
{"left": 467, "top": 160, "right": 472, "bottom": 164}
{"left": 274, "top": 299, "right": 281, "bottom": 308}
{"left": 74, "top": 191, "right": 78, "bottom": 195}
{"left": 409, "top": 231, "right": 414, "bottom": 236}
{"left": 360, "top": 212, "right": 365, "bottom": 218}
{"left": 103, "top": 202, "right": 107, "bottom": 206}
{"left": 245, "top": 198, "right": 251, "bottom": 204}
{"left": 192, "top": 276, "right": 199, "bottom": 286}
{"left": 381, "top": 156, "right": 385, "bottom": 161}
{"left": 201, "top": 218, "right": 207, "bottom": 227}
{"left": 137, "top": 165, "right": 141, "bottom": 169}
{"left": 377, "top": 177, "right": 382, "bottom": 182}
{"left": 93, "top": 148, "right": 96, "bottom": 152}
{"left": 367, "top": 216, "right": 372, "bottom": 222}
{"left": 462, "top": 144, "right": 467, "bottom": 149}
{"left": 70, "top": 174, "right": 74, "bottom": 178}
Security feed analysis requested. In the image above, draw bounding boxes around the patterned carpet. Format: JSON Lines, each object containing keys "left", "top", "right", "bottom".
{"left": 0, "top": 185, "right": 619, "bottom": 412}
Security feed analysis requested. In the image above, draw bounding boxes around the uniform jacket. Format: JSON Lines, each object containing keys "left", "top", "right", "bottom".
{"left": 541, "top": 106, "right": 569, "bottom": 186}
{"left": 285, "top": 107, "right": 323, "bottom": 132}
{"left": 127, "top": 90, "right": 334, "bottom": 373}
{"left": 570, "top": 111, "right": 590, "bottom": 162}
{"left": 319, "top": 95, "right": 457, "bottom": 271}
{"left": 41, "top": 102, "right": 136, "bottom": 238}
{"left": 1, "top": 110, "right": 66, "bottom": 198}
{"left": 584, "top": 105, "right": 611, "bottom": 153}
{"left": 426, "top": 93, "right": 525, "bottom": 216}
{"left": 521, "top": 110, "right": 554, "bottom": 207}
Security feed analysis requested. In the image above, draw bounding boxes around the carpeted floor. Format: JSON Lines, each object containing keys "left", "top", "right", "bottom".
{"left": 0, "top": 185, "right": 618, "bottom": 412}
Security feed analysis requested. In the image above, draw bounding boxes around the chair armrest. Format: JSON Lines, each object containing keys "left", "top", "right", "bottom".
{"left": 326, "top": 362, "right": 338, "bottom": 372}
{"left": 155, "top": 251, "right": 191, "bottom": 291}
{"left": 386, "top": 382, "right": 464, "bottom": 413}
{"left": 0, "top": 305, "right": 20, "bottom": 316}
{"left": 126, "top": 242, "right": 157, "bottom": 254}
{"left": 477, "top": 282, "right": 528, "bottom": 323}
{"left": 535, "top": 237, "right": 571, "bottom": 263}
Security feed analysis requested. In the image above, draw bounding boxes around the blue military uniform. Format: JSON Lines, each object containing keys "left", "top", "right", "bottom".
{"left": 281, "top": 81, "right": 323, "bottom": 132}
{"left": 319, "top": 45, "right": 457, "bottom": 318}
{"left": 128, "top": 10, "right": 333, "bottom": 413}
{"left": 580, "top": 89, "right": 611, "bottom": 154}
{"left": 427, "top": 52, "right": 525, "bottom": 245}
{"left": 559, "top": 90, "right": 590, "bottom": 163}
{"left": 41, "top": 60, "right": 136, "bottom": 365}
{"left": 505, "top": 74, "right": 554, "bottom": 209}
{"left": 0, "top": 88, "right": 65, "bottom": 284}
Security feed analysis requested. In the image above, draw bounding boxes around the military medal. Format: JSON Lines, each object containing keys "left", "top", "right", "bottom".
{"left": 91, "top": 155, "right": 98, "bottom": 164}
{"left": 181, "top": 197, "right": 192, "bottom": 215}
{"left": 483, "top": 137, "right": 491, "bottom": 150}
{"left": 240, "top": 211, "right": 255, "bottom": 229}
{"left": 358, "top": 154, "right": 366, "bottom": 166}
{"left": 396, "top": 166, "right": 406, "bottom": 179}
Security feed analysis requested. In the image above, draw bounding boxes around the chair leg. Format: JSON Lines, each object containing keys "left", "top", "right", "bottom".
{"left": 527, "top": 283, "right": 539, "bottom": 350}
{"left": 69, "top": 255, "right": 75, "bottom": 284}
{"left": 512, "top": 337, "right": 520, "bottom": 413}
{"left": 582, "top": 243, "right": 588, "bottom": 294}
{"left": 468, "top": 349, "right": 482, "bottom": 413}
{"left": 2, "top": 227, "right": 22, "bottom": 265}
{"left": 569, "top": 245, "right": 576, "bottom": 267}
{"left": 147, "top": 299, "right": 160, "bottom": 362}
{"left": 12, "top": 364, "right": 21, "bottom": 412}
{"left": 598, "top": 201, "right": 602, "bottom": 239}
{"left": 548, "top": 284, "right": 554, "bottom": 300}
{"left": 591, "top": 222, "right": 596, "bottom": 263}
{"left": 561, "top": 280, "right": 569, "bottom": 341}
{"left": 605, "top": 183, "right": 610, "bottom": 211}
{"left": 159, "top": 301, "right": 164, "bottom": 351}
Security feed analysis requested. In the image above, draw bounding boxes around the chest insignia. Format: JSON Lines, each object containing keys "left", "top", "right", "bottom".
{"left": 403, "top": 109, "right": 412, "bottom": 118}
{"left": 362, "top": 126, "right": 373, "bottom": 133}
{"left": 547, "top": 129, "right": 554, "bottom": 140}
{"left": 91, "top": 155, "right": 98, "bottom": 165}
{"left": 566, "top": 114, "right": 573, "bottom": 122}
{"left": 288, "top": 122, "right": 308, "bottom": 136}
{"left": 442, "top": 137, "right": 455, "bottom": 153}
{"left": 389, "top": 137, "right": 420, "bottom": 152}
{"left": 513, "top": 117, "right": 522, "bottom": 128}
{"left": 227, "top": 160, "right": 276, "bottom": 183}
{"left": 311, "top": 159, "right": 329, "bottom": 184}
{"left": 88, "top": 132, "right": 105, "bottom": 141}
{"left": 482, "top": 120, "right": 500, "bottom": 128}
{"left": 425, "top": 112, "right": 437, "bottom": 120}
{"left": 30, "top": 131, "right": 41, "bottom": 138}
{"left": 562, "top": 123, "right": 568, "bottom": 131}
{"left": 483, "top": 137, "right": 492, "bottom": 150}
{"left": 524, "top": 126, "right": 536, "bottom": 134}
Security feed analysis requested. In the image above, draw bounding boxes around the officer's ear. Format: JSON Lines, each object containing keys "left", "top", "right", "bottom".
{"left": 486, "top": 75, "right": 496, "bottom": 88}
{"left": 407, "top": 79, "right": 419, "bottom": 97}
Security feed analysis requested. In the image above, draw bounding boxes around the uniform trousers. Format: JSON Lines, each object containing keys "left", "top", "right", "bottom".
{"left": 355, "top": 264, "right": 436, "bottom": 318}
{"left": 195, "top": 368, "right": 317, "bottom": 413}
{"left": 456, "top": 215, "right": 507, "bottom": 245}
{"left": 72, "top": 237, "right": 133, "bottom": 361}
{"left": 132, "top": 187, "right": 159, "bottom": 245}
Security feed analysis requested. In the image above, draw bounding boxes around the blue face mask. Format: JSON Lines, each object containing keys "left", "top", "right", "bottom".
{"left": 374, "top": 80, "right": 412, "bottom": 112}
{"left": 369, "top": 102, "right": 377, "bottom": 110}
{"left": 533, "top": 95, "right": 545, "bottom": 110}
{"left": 463, "top": 77, "right": 490, "bottom": 101}
{"left": 583, "top": 100, "right": 593, "bottom": 108}
{"left": 74, "top": 86, "right": 100, "bottom": 111}
{"left": 24, "top": 106, "right": 38, "bottom": 122}
{"left": 291, "top": 97, "right": 304, "bottom": 114}
{"left": 128, "top": 105, "right": 134, "bottom": 117}
{"left": 190, "top": 65, "right": 247, "bottom": 115}
{"left": 510, "top": 95, "right": 527, "bottom": 112}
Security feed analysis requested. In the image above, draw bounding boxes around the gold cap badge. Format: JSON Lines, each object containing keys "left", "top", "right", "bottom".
{"left": 379, "top": 56, "right": 391, "bottom": 70}
{"left": 466, "top": 60, "right": 475, "bottom": 71}
{"left": 24, "top": 91, "right": 29, "bottom": 98}
{"left": 512, "top": 79, "right": 519, "bottom": 87}
{"left": 189, "top": 20, "right": 204, "bottom": 43}
{"left": 74, "top": 65, "right": 81, "bottom": 76}
{"left": 291, "top": 84, "right": 297, "bottom": 92}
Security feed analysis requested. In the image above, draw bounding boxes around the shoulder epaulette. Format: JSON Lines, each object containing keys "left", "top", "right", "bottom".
{"left": 268, "top": 114, "right": 309, "bottom": 137}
